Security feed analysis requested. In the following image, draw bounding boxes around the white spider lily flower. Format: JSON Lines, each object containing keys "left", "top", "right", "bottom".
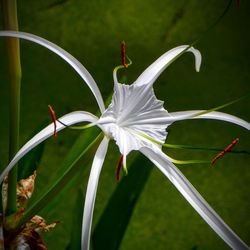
{"left": 0, "top": 31, "right": 249, "bottom": 250}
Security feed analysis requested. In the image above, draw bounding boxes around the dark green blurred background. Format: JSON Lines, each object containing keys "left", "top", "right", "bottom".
{"left": 0, "top": 0, "right": 249, "bottom": 249}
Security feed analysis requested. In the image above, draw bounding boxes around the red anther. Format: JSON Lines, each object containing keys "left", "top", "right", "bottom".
{"left": 48, "top": 105, "right": 57, "bottom": 138}
{"left": 235, "top": 0, "right": 240, "bottom": 7}
{"left": 116, "top": 155, "right": 124, "bottom": 181}
{"left": 212, "top": 138, "right": 239, "bottom": 165}
{"left": 121, "top": 40, "right": 128, "bottom": 68}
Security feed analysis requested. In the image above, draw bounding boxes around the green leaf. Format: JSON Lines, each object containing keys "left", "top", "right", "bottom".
{"left": 39, "top": 128, "right": 101, "bottom": 216}
{"left": 66, "top": 189, "right": 84, "bottom": 250}
{"left": 92, "top": 154, "right": 153, "bottom": 250}
{"left": 17, "top": 128, "right": 102, "bottom": 227}
{"left": 18, "top": 143, "right": 44, "bottom": 180}
{"left": 18, "top": 120, "right": 48, "bottom": 181}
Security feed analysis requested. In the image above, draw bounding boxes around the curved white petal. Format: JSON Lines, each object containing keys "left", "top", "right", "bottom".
{"left": 140, "top": 147, "right": 250, "bottom": 250}
{"left": 0, "top": 111, "right": 98, "bottom": 183}
{"left": 0, "top": 31, "right": 105, "bottom": 113}
{"left": 81, "top": 136, "right": 109, "bottom": 250}
{"left": 170, "top": 110, "right": 250, "bottom": 130}
{"left": 133, "top": 45, "right": 201, "bottom": 87}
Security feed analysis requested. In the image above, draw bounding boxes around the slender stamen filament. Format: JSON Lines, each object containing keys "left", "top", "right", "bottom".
{"left": 113, "top": 40, "right": 132, "bottom": 84}
{"left": 113, "top": 56, "right": 132, "bottom": 84}
{"left": 128, "top": 128, "right": 248, "bottom": 165}
{"left": 192, "top": 95, "right": 249, "bottom": 118}
{"left": 48, "top": 105, "right": 94, "bottom": 133}
{"left": 162, "top": 142, "right": 248, "bottom": 154}
{"left": 130, "top": 128, "right": 249, "bottom": 154}
{"left": 168, "top": 156, "right": 210, "bottom": 165}
{"left": 48, "top": 105, "right": 96, "bottom": 134}
{"left": 57, "top": 119, "right": 94, "bottom": 130}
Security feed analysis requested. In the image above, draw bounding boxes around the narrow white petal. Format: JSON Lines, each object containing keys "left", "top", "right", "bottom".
{"left": 0, "top": 111, "right": 98, "bottom": 183}
{"left": 0, "top": 31, "right": 105, "bottom": 113}
{"left": 140, "top": 147, "right": 250, "bottom": 250}
{"left": 134, "top": 45, "right": 201, "bottom": 87}
{"left": 81, "top": 136, "right": 109, "bottom": 250}
{"left": 170, "top": 110, "right": 250, "bottom": 130}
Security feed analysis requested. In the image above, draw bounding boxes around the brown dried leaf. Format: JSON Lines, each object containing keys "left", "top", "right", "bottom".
{"left": 2, "top": 177, "right": 8, "bottom": 212}
{"left": 10, "top": 230, "right": 47, "bottom": 250}
{"left": 2, "top": 171, "right": 37, "bottom": 213}
{"left": 0, "top": 213, "right": 4, "bottom": 250}
{"left": 5, "top": 215, "right": 59, "bottom": 249}
{"left": 29, "top": 215, "right": 59, "bottom": 233}
{"left": 3, "top": 171, "right": 58, "bottom": 249}
{"left": 17, "top": 171, "right": 37, "bottom": 208}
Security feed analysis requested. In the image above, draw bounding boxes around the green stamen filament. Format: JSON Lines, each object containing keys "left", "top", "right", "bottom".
{"left": 113, "top": 56, "right": 132, "bottom": 78}
{"left": 168, "top": 157, "right": 210, "bottom": 165}
{"left": 192, "top": 94, "right": 249, "bottom": 118}
{"left": 135, "top": 129, "right": 249, "bottom": 154}
{"left": 57, "top": 119, "right": 94, "bottom": 130}
{"left": 123, "top": 164, "right": 128, "bottom": 176}
{"left": 129, "top": 129, "right": 249, "bottom": 165}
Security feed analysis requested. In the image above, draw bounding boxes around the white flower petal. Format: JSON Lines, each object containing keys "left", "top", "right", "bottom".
{"left": 0, "top": 111, "right": 98, "bottom": 183}
{"left": 134, "top": 45, "right": 201, "bottom": 87}
{"left": 81, "top": 136, "right": 109, "bottom": 250}
{"left": 0, "top": 31, "right": 105, "bottom": 113}
{"left": 170, "top": 110, "right": 250, "bottom": 130}
{"left": 99, "top": 83, "right": 170, "bottom": 155}
{"left": 140, "top": 147, "right": 250, "bottom": 250}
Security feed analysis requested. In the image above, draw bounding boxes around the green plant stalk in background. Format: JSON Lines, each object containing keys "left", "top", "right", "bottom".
{"left": 1, "top": 0, "right": 21, "bottom": 215}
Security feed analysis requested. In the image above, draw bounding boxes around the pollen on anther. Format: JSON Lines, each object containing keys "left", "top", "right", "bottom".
{"left": 48, "top": 104, "right": 57, "bottom": 138}
{"left": 211, "top": 138, "right": 239, "bottom": 165}
{"left": 116, "top": 155, "right": 124, "bottom": 181}
{"left": 121, "top": 40, "right": 128, "bottom": 68}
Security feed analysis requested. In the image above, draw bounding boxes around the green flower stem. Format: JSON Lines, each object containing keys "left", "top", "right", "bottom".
{"left": 2, "top": 0, "right": 22, "bottom": 215}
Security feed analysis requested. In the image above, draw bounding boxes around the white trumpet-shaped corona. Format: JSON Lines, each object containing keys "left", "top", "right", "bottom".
{"left": 99, "top": 83, "right": 169, "bottom": 158}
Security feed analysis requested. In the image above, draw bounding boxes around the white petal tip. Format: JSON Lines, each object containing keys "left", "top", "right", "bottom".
{"left": 195, "top": 62, "right": 201, "bottom": 72}
{"left": 189, "top": 47, "right": 202, "bottom": 72}
{"left": 196, "top": 66, "right": 200, "bottom": 72}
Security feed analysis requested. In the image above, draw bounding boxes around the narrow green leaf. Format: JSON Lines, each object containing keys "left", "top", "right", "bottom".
{"left": 92, "top": 154, "right": 153, "bottom": 250}
{"left": 17, "top": 129, "right": 102, "bottom": 227}
{"left": 39, "top": 128, "right": 101, "bottom": 216}
{"left": 17, "top": 122, "right": 48, "bottom": 180}
{"left": 66, "top": 189, "right": 84, "bottom": 250}
{"left": 17, "top": 120, "right": 56, "bottom": 181}
{"left": 18, "top": 143, "right": 44, "bottom": 180}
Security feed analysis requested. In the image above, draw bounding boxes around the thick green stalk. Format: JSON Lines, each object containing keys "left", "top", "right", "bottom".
{"left": 2, "top": 0, "right": 21, "bottom": 215}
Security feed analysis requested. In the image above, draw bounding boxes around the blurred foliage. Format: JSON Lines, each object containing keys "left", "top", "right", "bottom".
{"left": 17, "top": 121, "right": 48, "bottom": 181}
{"left": 66, "top": 189, "right": 84, "bottom": 250}
{"left": 93, "top": 154, "right": 153, "bottom": 250}
{"left": 0, "top": 0, "right": 250, "bottom": 249}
